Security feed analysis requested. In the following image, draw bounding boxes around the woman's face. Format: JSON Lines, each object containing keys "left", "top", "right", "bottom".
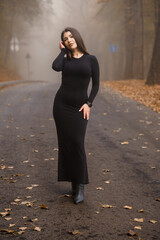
{"left": 63, "top": 31, "right": 77, "bottom": 51}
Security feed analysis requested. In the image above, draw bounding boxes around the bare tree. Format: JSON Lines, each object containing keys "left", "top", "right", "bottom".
{"left": 146, "top": 0, "right": 160, "bottom": 85}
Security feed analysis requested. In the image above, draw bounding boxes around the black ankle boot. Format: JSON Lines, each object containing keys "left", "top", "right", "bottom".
{"left": 73, "top": 184, "right": 84, "bottom": 204}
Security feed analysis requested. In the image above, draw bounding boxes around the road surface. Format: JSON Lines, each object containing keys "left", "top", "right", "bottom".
{"left": 0, "top": 80, "right": 159, "bottom": 240}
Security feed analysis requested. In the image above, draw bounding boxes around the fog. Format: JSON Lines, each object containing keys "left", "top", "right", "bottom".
{"left": 11, "top": 0, "right": 154, "bottom": 82}
{"left": 16, "top": 0, "right": 118, "bottom": 82}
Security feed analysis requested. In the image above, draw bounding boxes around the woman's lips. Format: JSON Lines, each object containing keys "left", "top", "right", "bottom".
{"left": 69, "top": 43, "right": 74, "bottom": 47}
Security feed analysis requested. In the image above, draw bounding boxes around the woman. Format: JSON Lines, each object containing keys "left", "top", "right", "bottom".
{"left": 52, "top": 27, "right": 100, "bottom": 204}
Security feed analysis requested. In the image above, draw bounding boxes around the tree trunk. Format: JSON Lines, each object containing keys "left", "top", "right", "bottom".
{"left": 146, "top": 0, "right": 160, "bottom": 85}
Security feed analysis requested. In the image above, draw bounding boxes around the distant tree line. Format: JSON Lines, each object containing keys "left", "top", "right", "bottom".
{"left": 97, "top": 0, "right": 160, "bottom": 85}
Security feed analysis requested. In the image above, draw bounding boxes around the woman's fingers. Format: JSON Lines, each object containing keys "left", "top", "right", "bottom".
{"left": 79, "top": 104, "right": 90, "bottom": 120}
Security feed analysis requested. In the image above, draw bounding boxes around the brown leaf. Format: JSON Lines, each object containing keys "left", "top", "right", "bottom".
{"left": 127, "top": 230, "right": 137, "bottom": 236}
{"left": 68, "top": 230, "right": 82, "bottom": 235}
{"left": 0, "top": 229, "right": 15, "bottom": 234}
{"left": 40, "top": 204, "right": 48, "bottom": 209}
{"left": 0, "top": 165, "right": 6, "bottom": 170}
{"left": 34, "top": 226, "right": 41, "bottom": 232}
{"left": 155, "top": 198, "right": 160, "bottom": 202}
{"left": 0, "top": 212, "right": 10, "bottom": 217}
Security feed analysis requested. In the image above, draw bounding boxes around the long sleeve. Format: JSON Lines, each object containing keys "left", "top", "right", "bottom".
{"left": 88, "top": 55, "right": 100, "bottom": 103}
{"left": 52, "top": 48, "right": 67, "bottom": 72}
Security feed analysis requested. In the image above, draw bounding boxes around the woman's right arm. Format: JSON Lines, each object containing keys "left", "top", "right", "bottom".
{"left": 52, "top": 42, "right": 67, "bottom": 71}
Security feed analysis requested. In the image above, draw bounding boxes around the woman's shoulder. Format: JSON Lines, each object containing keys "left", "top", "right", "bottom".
{"left": 86, "top": 54, "right": 99, "bottom": 64}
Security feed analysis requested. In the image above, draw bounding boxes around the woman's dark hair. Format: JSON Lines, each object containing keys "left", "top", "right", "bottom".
{"left": 61, "top": 27, "right": 89, "bottom": 59}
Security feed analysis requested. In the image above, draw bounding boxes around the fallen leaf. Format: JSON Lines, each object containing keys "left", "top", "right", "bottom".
{"left": 123, "top": 205, "right": 132, "bottom": 210}
{"left": 68, "top": 230, "right": 82, "bottom": 235}
{"left": 155, "top": 198, "right": 160, "bottom": 202}
{"left": 9, "top": 224, "right": 15, "bottom": 227}
{"left": 30, "top": 218, "right": 38, "bottom": 222}
{"left": 104, "top": 180, "right": 111, "bottom": 184}
{"left": 101, "top": 204, "right": 115, "bottom": 208}
{"left": 0, "top": 229, "right": 15, "bottom": 234}
{"left": 149, "top": 219, "right": 157, "bottom": 224}
{"left": 134, "top": 226, "right": 142, "bottom": 230}
{"left": 14, "top": 198, "right": 22, "bottom": 202}
{"left": 138, "top": 209, "right": 144, "bottom": 213}
{"left": 121, "top": 141, "right": 129, "bottom": 144}
{"left": 40, "top": 204, "right": 48, "bottom": 209}
{"left": 96, "top": 187, "right": 104, "bottom": 190}
{"left": 134, "top": 218, "right": 144, "bottom": 223}
{"left": 127, "top": 230, "right": 137, "bottom": 236}
{"left": 26, "top": 187, "right": 33, "bottom": 190}
{"left": 5, "top": 217, "right": 12, "bottom": 221}
{"left": 31, "top": 184, "right": 39, "bottom": 187}
{"left": 64, "top": 194, "right": 72, "bottom": 198}
{"left": 19, "top": 227, "right": 27, "bottom": 231}
{"left": 34, "top": 226, "right": 41, "bottom": 232}
{"left": 0, "top": 165, "right": 6, "bottom": 170}
{"left": 17, "top": 231, "right": 24, "bottom": 235}
{"left": 0, "top": 212, "right": 10, "bottom": 217}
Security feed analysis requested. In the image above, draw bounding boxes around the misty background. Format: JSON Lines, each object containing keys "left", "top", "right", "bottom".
{"left": 0, "top": 0, "right": 159, "bottom": 84}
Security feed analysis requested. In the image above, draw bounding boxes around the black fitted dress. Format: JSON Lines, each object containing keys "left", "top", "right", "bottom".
{"left": 52, "top": 48, "right": 99, "bottom": 184}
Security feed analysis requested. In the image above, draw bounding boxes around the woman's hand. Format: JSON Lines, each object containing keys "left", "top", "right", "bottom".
{"left": 59, "top": 41, "right": 65, "bottom": 50}
{"left": 79, "top": 104, "right": 91, "bottom": 120}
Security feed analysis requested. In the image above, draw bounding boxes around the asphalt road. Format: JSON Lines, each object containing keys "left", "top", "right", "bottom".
{"left": 0, "top": 80, "right": 160, "bottom": 240}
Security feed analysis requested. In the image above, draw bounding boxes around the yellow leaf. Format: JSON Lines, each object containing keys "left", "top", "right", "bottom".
{"left": 0, "top": 212, "right": 10, "bottom": 217}
{"left": 9, "top": 224, "right": 15, "bottom": 227}
{"left": 96, "top": 187, "right": 104, "bottom": 190}
{"left": 30, "top": 218, "right": 38, "bottom": 222}
{"left": 34, "top": 226, "right": 41, "bottom": 232}
{"left": 26, "top": 186, "right": 33, "bottom": 190}
{"left": 121, "top": 141, "right": 129, "bottom": 144}
{"left": 134, "top": 218, "right": 144, "bottom": 223}
{"left": 19, "top": 227, "right": 27, "bottom": 231}
{"left": 17, "top": 231, "right": 24, "bottom": 235}
{"left": 0, "top": 229, "right": 15, "bottom": 234}
{"left": 134, "top": 226, "right": 142, "bottom": 230}
{"left": 149, "top": 219, "right": 157, "bottom": 224}
{"left": 0, "top": 165, "right": 6, "bottom": 170}
{"left": 101, "top": 204, "right": 115, "bottom": 208}
{"left": 123, "top": 205, "right": 132, "bottom": 210}
{"left": 64, "top": 194, "right": 72, "bottom": 198}
{"left": 5, "top": 217, "right": 12, "bottom": 221}
{"left": 138, "top": 209, "right": 144, "bottom": 213}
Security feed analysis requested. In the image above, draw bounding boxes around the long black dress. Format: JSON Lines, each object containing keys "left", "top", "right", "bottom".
{"left": 52, "top": 48, "right": 99, "bottom": 184}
